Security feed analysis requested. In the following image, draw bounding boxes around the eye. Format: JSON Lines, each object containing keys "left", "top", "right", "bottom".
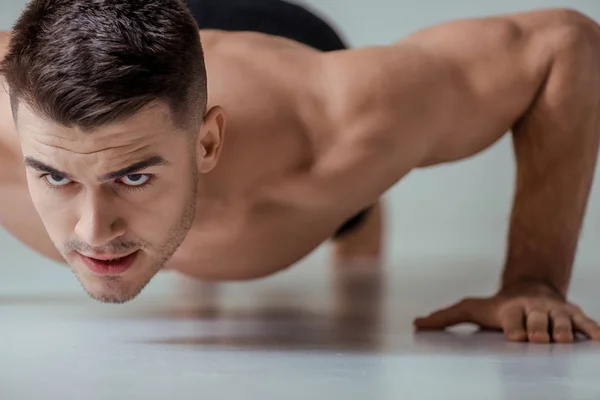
{"left": 44, "top": 174, "right": 72, "bottom": 187}
{"left": 119, "top": 174, "right": 151, "bottom": 187}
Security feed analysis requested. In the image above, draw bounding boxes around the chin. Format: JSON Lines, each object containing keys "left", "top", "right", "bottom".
{"left": 66, "top": 250, "right": 164, "bottom": 304}
{"left": 77, "top": 271, "right": 157, "bottom": 304}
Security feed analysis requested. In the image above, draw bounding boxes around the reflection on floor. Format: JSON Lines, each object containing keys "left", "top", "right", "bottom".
{"left": 1, "top": 257, "right": 600, "bottom": 400}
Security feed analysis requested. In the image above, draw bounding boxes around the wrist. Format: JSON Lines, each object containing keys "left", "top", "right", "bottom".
{"left": 499, "top": 278, "right": 566, "bottom": 299}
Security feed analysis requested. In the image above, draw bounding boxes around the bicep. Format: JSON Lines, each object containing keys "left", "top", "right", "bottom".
{"left": 322, "top": 15, "right": 547, "bottom": 142}
{"left": 311, "top": 13, "right": 551, "bottom": 214}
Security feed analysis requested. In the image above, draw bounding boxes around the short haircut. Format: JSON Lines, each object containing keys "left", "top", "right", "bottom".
{"left": 0, "top": 0, "right": 207, "bottom": 132}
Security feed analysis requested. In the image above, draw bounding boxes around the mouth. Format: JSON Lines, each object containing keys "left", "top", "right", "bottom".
{"left": 78, "top": 251, "right": 139, "bottom": 275}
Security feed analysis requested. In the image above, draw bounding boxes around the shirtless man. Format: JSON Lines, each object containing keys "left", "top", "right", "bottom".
{"left": 1, "top": 0, "right": 600, "bottom": 344}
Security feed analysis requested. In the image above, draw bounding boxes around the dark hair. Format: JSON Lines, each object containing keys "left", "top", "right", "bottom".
{"left": 0, "top": 0, "right": 207, "bottom": 131}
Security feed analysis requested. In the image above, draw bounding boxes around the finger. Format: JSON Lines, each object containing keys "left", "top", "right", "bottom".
{"left": 549, "top": 311, "right": 574, "bottom": 343}
{"left": 526, "top": 310, "right": 550, "bottom": 343}
{"left": 572, "top": 314, "right": 600, "bottom": 341}
{"left": 414, "top": 299, "right": 474, "bottom": 330}
{"left": 500, "top": 306, "right": 527, "bottom": 342}
{"left": 548, "top": 311, "right": 575, "bottom": 343}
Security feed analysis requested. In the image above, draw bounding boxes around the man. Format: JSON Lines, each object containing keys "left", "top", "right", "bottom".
{"left": 0, "top": 0, "right": 599, "bottom": 344}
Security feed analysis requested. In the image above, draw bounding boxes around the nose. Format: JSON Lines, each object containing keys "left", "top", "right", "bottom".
{"left": 74, "top": 190, "right": 126, "bottom": 247}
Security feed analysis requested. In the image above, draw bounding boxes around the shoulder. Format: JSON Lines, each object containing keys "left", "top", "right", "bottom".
{"left": 0, "top": 32, "right": 21, "bottom": 170}
{"left": 201, "top": 29, "right": 325, "bottom": 111}
{"left": 201, "top": 29, "right": 323, "bottom": 87}
{"left": 0, "top": 31, "right": 8, "bottom": 53}
{"left": 200, "top": 29, "right": 338, "bottom": 159}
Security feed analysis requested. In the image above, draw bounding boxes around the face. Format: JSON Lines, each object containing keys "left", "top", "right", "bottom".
{"left": 16, "top": 102, "right": 225, "bottom": 304}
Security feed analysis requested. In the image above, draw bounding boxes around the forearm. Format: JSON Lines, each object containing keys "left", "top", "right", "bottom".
{"left": 502, "top": 16, "right": 600, "bottom": 297}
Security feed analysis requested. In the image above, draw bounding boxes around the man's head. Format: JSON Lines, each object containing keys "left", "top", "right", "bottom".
{"left": 0, "top": 0, "right": 225, "bottom": 303}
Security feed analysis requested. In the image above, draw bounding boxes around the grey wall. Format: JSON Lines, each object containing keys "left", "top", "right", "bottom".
{"left": 299, "top": 0, "right": 600, "bottom": 46}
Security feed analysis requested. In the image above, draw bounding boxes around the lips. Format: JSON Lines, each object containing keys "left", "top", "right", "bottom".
{"left": 79, "top": 251, "right": 139, "bottom": 275}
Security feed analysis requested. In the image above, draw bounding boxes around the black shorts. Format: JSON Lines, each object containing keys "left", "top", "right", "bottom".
{"left": 185, "top": 0, "right": 373, "bottom": 238}
{"left": 185, "top": 0, "right": 347, "bottom": 51}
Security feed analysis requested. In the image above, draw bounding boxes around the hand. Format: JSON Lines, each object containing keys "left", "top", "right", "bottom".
{"left": 413, "top": 282, "right": 600, "bottom": 343}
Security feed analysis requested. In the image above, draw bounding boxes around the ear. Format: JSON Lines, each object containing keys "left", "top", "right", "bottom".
{"left": 197, "top": 106, "right": 226, "bottom": 173}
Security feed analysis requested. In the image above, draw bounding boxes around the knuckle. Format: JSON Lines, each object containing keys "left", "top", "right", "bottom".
{"left": 521, "top": 297, "right": 546, "bottom": 310}
{"left": 567, "top": 303, "right": 583, "bottom": 314}
{"left": 554, "top": 325, "right": 570, "bottom": 333}
{"left": 550, "top": 309, "right": 569, "bottom": 319}
{"left": 572, "top": 314, "right": 586, "bottom": 323}
{"left": 569, "top": 304, "right": 583, "bottom": 314}
{"left": 527, "top": 319, "right": 544, "bottom": 328}
{"left": 528, "top": 300, "right": 542, "bottom": 310}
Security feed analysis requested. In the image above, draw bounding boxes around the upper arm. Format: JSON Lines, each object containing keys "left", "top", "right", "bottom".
{"left": 305, "top": 9, "right": 591, "bottom": 216}
{"left": 322, "top": 12, "right": 549, "bottom": 151}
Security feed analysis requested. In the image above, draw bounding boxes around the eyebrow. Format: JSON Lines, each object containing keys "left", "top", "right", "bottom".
{"left": 23, "top": 155, "right": 171, "bottom": 182}
{"left": 101, "top": 156, "right": 171, "bottom": 181}
{"left": 24, "top": 157, "right": 73, "bottom": 180}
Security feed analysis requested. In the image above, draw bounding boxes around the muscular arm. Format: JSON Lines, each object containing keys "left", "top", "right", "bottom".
{"left": 309, "top": 9, "right": 600, "bottom": 295}
{"left": 315, "top": 10, "right": 558, "bottom": 211}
